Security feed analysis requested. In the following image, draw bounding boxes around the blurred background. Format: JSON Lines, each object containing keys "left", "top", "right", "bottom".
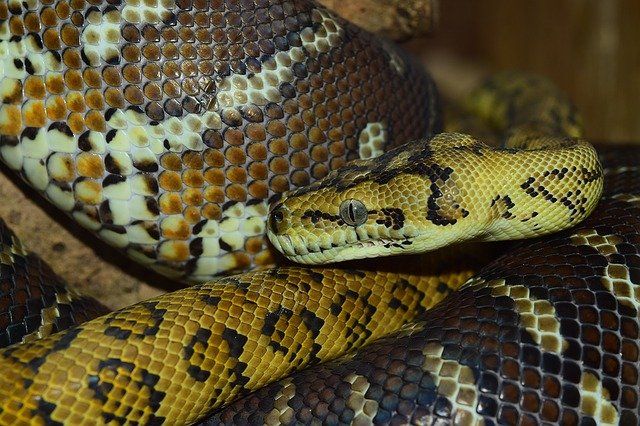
{"left": 403, "top": 0, "right": 640, "bottom": 143}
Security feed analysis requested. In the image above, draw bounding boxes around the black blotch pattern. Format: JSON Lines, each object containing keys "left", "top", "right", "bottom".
{"left": 183, "top": 327, "right": 213, "bottom": 382}
{"left": 205, "top": 150, "right": 640, "bottom": 426}
{"left": 221, "top": 327, "right": 250, "bottom": 389}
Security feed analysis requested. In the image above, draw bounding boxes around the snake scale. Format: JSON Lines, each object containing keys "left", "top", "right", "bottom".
{"left": 209, "top": 147, "right": 640, "bottom": 425}
{"left": 0, "top": 0, "right": 635, "bottom": 424}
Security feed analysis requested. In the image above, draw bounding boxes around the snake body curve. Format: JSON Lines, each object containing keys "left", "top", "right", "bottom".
{"left": 209, "top": 147, "right": 640, "bottom": 425}
{"left": 0, "top": 0, "right": 438, "bottom": 281}
{"left": 0, "top": 0, "right": 630, "bottom": 425}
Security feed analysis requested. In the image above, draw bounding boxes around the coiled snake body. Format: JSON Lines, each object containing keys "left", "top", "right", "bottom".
{"left": 0, "top": 0, "right": 634, "bottom": 425}
{"left": 0, "top": 0, "right": 437, "bottom": 281}
{"left": 211, "top": 147, "right": 640, "bottom": 425}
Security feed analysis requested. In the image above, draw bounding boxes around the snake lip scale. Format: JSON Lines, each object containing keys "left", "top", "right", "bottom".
{"left": 269, "top": 227, "right": 411, "bottom": 263}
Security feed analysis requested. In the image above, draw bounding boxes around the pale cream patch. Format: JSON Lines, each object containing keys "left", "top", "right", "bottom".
{"left": 157, "top": 240, "right": 188, "bottom": 262}
{"left": 99, "top": 228, "right": 129, "bottom": 248}
{"left": 122, "top": 0, "right": 175, "bottom": 24}
{"left": 570, "top": 229, "right": 623, "bottom": 257}
{"left": 22, "top": 128, "right": 50, "bottom": 159}
{"left": 103, "top": 179, "right": 132, "bottom": 201}
{"left": 219, "top": 233, "right": 244, "bottom": 252}
{"left": 128, "top": 196, "right": 159, "bottom": 220}
{"left": 131, "top": 146, "right": 157, "bottom": 168}
{"left": 489, "top": 281, "right": 566, "bottom": 353}
{"left": 179, "top": 202, "right": 269, "bottom": 279}
{"left": 23, "top": 158, "right": 49, "bottom": 190}
{"left": 107, "top": 151, "right": 134, "bottom": 175}
{"left": 0, "top": 143, "right": 23, "bottom": 170}
{"left": 421, "top": 343, "right": 484, "bottom": 426}
{"left": 358, "top": 122, "right": 387, "bottom": 160}
{"left": 264, "top": 378, "right": 296, "bottom": 425}
{"left": 213, "top": 52, "right": 297, "bottom": 109}
{"left": 300, "top": 8, "right": 343, "bottom": 55}
{"left": 74, "top": 179, "right": 103, "bottom": 205}
{"left": 127, "top": 222, "right": 159, "bottom": 245}
{"left": 571, "top": 227, "right": 640, "bottom": 310}
{"left": 107, "top": 130, "right": 132, "bottom": 151}
{"left": 72, "top": 209, "right": 102, "bottom": 231}
{"left": 129, "top": 174, "right": 155, "bottom": 196}
{"left": 211, "top": 8, "right": 343, "bottom": 110}
{"left": 80, "top": 14, "right": 122, "bottom": 66}
{"left": 45, "top": 184, "right": 75, "bottom": 212}
{"left": 601, "top": 263, "right": 640, "bottom": 310}
{"left": 240, "top": 216, "right": 265, "bottom": 237}
{"left": 47, "top": 153, "right": 76, "bottom": 182}
{"left": 578, "top": 371, "right": 619, "bottom": 424}
{"left": 344, "top": 374, "right": 379, "bottom": 425}
{"left": 0, "top": 78, "right": 21, "bottom": 103}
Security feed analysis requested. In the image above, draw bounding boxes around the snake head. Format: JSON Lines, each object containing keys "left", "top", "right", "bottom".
{"left": 267, "top": 137, "right": 477, "bottom": 264}
{"left": 268, "top": 131, "right": 605, "bottom": 265}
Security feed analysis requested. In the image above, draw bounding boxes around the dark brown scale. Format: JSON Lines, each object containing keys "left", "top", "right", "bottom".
{"left": 20, "top": 0, "right": 435, "bottom": 279}
{"left": 205, "top": 150, "right": 640, "bottom": 425}
{"left": 0, "top": 220, "right": 109, "bottom": 348}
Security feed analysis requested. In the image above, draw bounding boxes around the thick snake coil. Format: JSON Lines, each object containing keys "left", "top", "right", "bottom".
{"left": 0, "top": 0, "right": 437, "bottom": 281}
{"left": 0, "top": 0, "right": 630, "bottom": 425}
{"left": 209, "top": 147, "right": 640, "bottom": 425}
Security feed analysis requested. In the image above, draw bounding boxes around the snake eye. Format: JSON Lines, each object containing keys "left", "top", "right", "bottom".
{"left": 272, "top": 208, "right": 284, "bottom": 223}
{"left": 269, "top": 206, "right": 285, "bottom": 234}
{"left": 339, "top": 199, "right": 368, "bottom": 226}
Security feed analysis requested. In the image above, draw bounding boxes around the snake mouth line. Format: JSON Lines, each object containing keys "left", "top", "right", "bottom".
{"left": 269, "top": 233, "right": 413, "bottom": 264}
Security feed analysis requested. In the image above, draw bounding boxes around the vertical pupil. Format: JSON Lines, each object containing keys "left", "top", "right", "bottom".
{"left": 348, "top": 202, "right": 355, "bottom": 222}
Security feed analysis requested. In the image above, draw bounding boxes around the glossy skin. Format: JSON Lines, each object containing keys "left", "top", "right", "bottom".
{"left": 0, "top": 0, "right": 438, "bottom": 281}
{"left": 267, "top": 73, "right": 603, "bottom": 265}
{"left": 0, "top": 0, "right": 622, "bottom": 424}
{"left": 208, "top": 147, "right": 640, "bottom": 426}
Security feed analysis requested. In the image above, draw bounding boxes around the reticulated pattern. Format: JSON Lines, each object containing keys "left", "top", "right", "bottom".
{"left": 207, "top": 149, "right": 640, "bottom": 425}
{"left": 0, "top": 0, "right": 438, "bottom": 280}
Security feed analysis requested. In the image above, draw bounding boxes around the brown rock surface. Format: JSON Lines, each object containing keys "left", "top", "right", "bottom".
{"left": 318, "top": 0, "right": 438, "bottom": 41}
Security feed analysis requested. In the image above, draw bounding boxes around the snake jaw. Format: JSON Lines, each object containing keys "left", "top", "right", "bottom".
{"left": 268, "top": 222, "right": 417, "bottom": 264}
